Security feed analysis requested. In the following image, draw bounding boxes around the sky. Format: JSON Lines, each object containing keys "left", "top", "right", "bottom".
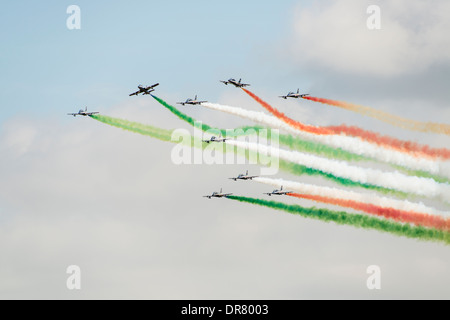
{"left": 0, "top": 0, "right": 449, "bottom": 299}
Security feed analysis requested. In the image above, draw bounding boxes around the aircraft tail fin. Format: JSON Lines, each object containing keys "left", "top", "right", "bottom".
{"left": 297, "top": 89, "right": 299, "bottom": 94}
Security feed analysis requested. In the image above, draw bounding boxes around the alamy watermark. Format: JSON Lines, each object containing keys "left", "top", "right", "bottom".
{"left": 367, "top": 5, "right": 381, "bottom": 30}
{"left": 366, "top": 265, "right": 381, "bottom": 290}
{"left": 170, "top": 122, "right": 280, "bottom": 176}
{"left": 66, "top": 5, "right": 81, "bottom": 30}
{"left": 66, "top": 265, "right": 81, "bottom": 290}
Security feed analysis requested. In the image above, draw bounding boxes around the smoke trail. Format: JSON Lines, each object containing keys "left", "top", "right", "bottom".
{"left": 277, "top": 159, "right": 407, "bottom": 198}
{"left": 151, "top": 94, "right": 260, "bottom": 138}
{"left": 90, "top": 114, "right": 173, "bottom": 142}
{"left": 399, "top": 166, "right": 450, "bottom": 185}
{"left": 202, "top": 102, "right": 445, "bottom": 178}
{"left": 227, "top": 195, "right": 450, "bottom": 245}
{"left": 242, "top": 88, "right": 333, "bottom": 135}
{"left": 151, "top": 95, "right": 367, "bottom": 162}
{"left": 246, "top": 87, "right": 450, "bottom": 160}
{"left": 201, "top": 102, "right": 367, "bottom": 162}
{"left": 303, "top": 96, "right": 450, "bottom": 136}
{"left": 254, "top": 177, "right": 448, "bottom": 217}
{"left": 227, "top": 139, "right": 450, "bottom": 200}
{"left": 242, "top": 88, "right": 447, "bottom": 169}
{"left": 91, "top": 114, "right": 381, "bottom": 189}
{"left": 327, "top": 124, "right": 450, "bottom": 160}
{"left": 289, "top": 193, "right": 449, "bottom": 231}
{"left": 91, "top": 114, "right": 447, "bottom": 201}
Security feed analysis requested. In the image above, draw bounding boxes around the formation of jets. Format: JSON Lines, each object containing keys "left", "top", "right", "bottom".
{"left": 68, "top": 78, "right": 299, "bottom": 203}
{"left": 229, "top": 170, "right": 258, "bottom": 181}
{"left": 203, "top": 188, "right": 233, "bottom": 199}
{"left": 220, "top": 78, "right": 250, "bottom": 88}
{"left": 129, "top": 83, "right": 159, "bottom": 96}
{"left": 68, "top": 78, "right": 312, "bottom": 119}
{"left": 177, "top": 95, "right": 207, "bottom": 106}
{"left": 264, "top": 186, "right": 292, "bottom": 196}
{"left": 202, "top": 136, "right": 228, "bottom": 143}
{"left": 66, "top": 77, "right": 309, "bottom": 202}
{"left": 279, "top": 89, "right": 309, "bottom": 99}
{"left": 204, "top": 181, "right": 291, "bottom": 199}
{"left": 205, "top": 168, "right": 290, "bottom": 199}
{"left": 67, "top": 107, "right": 99, "bottom": 117}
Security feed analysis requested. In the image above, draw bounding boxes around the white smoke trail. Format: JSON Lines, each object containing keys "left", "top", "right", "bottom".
{"left": 254, "top": 177, "right": 450, "bottom": 218}
{"left": 202, "top": 103, "right": 446, "bottom": 177}
{"left": 225, "top": 139, "right": 450, "bottom": 201}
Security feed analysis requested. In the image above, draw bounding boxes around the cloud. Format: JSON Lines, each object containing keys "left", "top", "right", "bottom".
{"left": 288, "top": 0, "right": 450, "bottom": 76}
{"left": 1, "top": 1, "right": 450, "bottom": 298}
{"left": 1, "top": 111, "right": 450, "bottom": 299}
{"left": 1, "top": 120, "right": 38, "bottom": 157}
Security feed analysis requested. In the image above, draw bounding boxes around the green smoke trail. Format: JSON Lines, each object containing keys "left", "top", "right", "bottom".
{"left": 151, "top": 95, "right": 366, "bottom": 162}
{"left": 90, "top": 114, "right": 173, "bottom": 141}
{"left": 393, "top": 165, "right": 450, "bottom": 185}
{"left": 91, "top": 114, "right": 409, "bottom": 198}
{"left": 151, "top": 94, "right": 257, "bottom": 137}
{"left": 275, "top": 132, "right": 367, "bottom": 162}
{"left": 277, "top": 159, "right": 408, "bottom": 199}
{"left": 228, "top": 195, "right": 450, "bottom": 245}
{"left": 151, "top": 95, "right": 450, "bottom": 185}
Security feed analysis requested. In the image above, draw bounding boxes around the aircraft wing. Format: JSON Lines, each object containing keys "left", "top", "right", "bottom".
{"left": 279, "top": 95, "right": 288, "bottom": 99}
{"left": 142, "top": 84, "right": 159, "bottom": 91}
{"left": 87, "top": 112, "right": 99, "bottom": 116}
{"left": 147, "top": 83, "right": 159, "bottom": 89}
{"left": 129, "top": 91, "right": 140, "bottom": 96}
{"left": 220, "top": 80, "right": 228, "bottom": 85}
{"left": 67, "top": 113, "right": 77, "bottom": 116}
{"left": 240, "top": 83, "right": 250, "bottom": 87}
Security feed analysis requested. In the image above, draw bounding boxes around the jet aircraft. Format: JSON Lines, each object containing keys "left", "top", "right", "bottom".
{"left": 177, "top": 95, "right": 207, "bottom": 106}
{"left": 203, "top": 136, "right": 228, "bottom": 143}
{"left": 203, "top": 188, "right": 233, "bottom": 199}
{"left": 129, "top": 83, "right": 159, "bottom": 96}
{"left": 220, "top": 78, "right": 250, "bottom": 88}
{"left": 279, "top": 89, "right": 309, "bottom": 99}
{"left": 229, "top": 170, "right": 258, "bottom": 181}
{"left": 264, "top": 186, "right": 292, "bottom": 196}
{"left": 67, "top": 107, "right": 99, "bottom": 117}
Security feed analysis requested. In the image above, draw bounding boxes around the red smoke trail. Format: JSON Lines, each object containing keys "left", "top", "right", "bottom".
{"left": 327, "top": 124, "right": 450, "bottom": 160}
{"left": 288, "top": 193, "right": 450, "bottom": 231}
{"left": 303, "top": 96, "right": 450, "bottom": 136}
{"left": 243, "top": 89, "right": 450, "bottom": 159}
{"left": 242, "top": 88, "right": 333, "bottom": 135}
